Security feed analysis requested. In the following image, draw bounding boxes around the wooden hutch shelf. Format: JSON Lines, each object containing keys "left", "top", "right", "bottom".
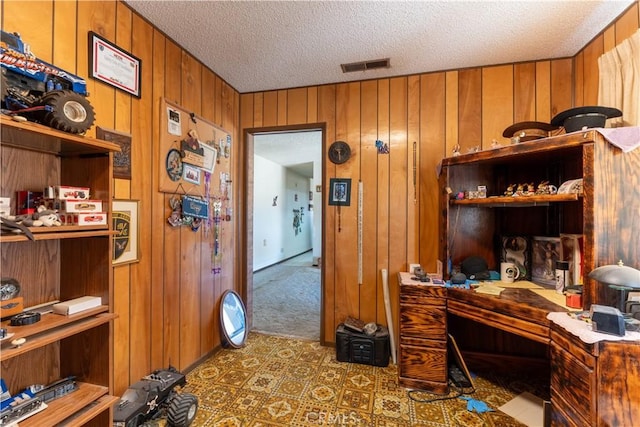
{"left": 0, "top": 116, "right": 119, "bottom": 425}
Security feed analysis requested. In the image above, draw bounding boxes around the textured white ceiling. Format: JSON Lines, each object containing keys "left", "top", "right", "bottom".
{"left": 125, "top": 0, "right": 633, "bottom": 94}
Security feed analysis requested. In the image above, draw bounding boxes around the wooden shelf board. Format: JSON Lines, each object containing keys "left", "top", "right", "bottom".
{"left": 0, "top": 115, "right": 120, "bottom": 155}
{"left": 20, "top": 382, "right": 114, "bottom": 427}
{"left": 0, "top": 310, "right": 116, "bottom": 361}
{"left": 0, "top": 225, "right": 113, "bottom": 242}
{"left": 451, "top": 193, "right": 580, "bottom": 206}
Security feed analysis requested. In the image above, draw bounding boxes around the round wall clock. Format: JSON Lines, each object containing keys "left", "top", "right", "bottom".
{"left": 328, "top": 141, "right": 351, "bottom": 164}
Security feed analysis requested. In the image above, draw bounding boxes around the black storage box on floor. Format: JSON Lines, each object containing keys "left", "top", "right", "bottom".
{"left": 336, "top": 323, "right": 390, "bottom": 367}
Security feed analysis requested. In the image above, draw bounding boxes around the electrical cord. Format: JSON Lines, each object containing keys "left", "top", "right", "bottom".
{"left": 407, "top": 380, "right": 476, "bottom": 403}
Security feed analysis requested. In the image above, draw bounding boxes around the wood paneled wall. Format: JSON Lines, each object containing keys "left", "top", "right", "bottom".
{"left": 239, "top": 2, "right": 640, "bottom": 345}
{"left": 1, "top": 0, "right": 240, "bottom": 396}
{"left": 2, "top": 0, "right": 637, "bottom": 395}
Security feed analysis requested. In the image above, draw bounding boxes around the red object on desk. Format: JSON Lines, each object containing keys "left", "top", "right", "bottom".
{"left": 566, "top": 291, "right": 583, "bottom": 309}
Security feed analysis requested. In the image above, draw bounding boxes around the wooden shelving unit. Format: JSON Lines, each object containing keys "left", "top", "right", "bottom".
{"left": 0, "top": 116, "right": 119, "bottom": 425}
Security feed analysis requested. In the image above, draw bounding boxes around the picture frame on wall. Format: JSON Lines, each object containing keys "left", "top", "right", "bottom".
{"left": 112, "top": 199, "right": 140, "bottom": 265}
{"left": 328, "top": 178, "right": 351, "bottom": 206}
{"left": 531, "top": 236, "right": 561, "bottom": 286}
{"left": 88, "top": 31, "right": 142, "bottom": 98}
{"left": 500, "top": 235, "right": 531, "bottom": 280}
{"left": 96, "top": 127, "right": 132, "bottom": 180}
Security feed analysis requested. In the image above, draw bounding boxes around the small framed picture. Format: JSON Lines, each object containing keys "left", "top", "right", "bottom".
{"left": 183, "top": 163, "right": 201, "bottom": 185}
{"left": 112, "top": 199, "right": 140, "bottom": 265}
{"left": 531, "top": 236, "right": 561, "bottom": 286}
{"left": 328, "top": 178, "right": 351, "bottom": 206}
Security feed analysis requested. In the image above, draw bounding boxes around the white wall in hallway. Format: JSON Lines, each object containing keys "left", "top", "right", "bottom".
{"left": 253, "top": 155, "right": 312, "bottom": 271}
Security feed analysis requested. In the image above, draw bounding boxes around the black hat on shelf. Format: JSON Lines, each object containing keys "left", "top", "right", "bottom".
{"left": 502, "top": 121, "right": 559, "bottom": 142}
{"left": 551, "top": 106, "right": 622, "bottom": 133}
{"left": 461, "top": 256, "right": 490, "bottom": 280}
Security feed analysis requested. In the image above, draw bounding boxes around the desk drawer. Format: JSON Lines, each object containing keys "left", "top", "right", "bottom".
{"left": 550, "top": 341, "right": 596, "bottom": 424}
{"left": 400, "top": 304, "right": 446, "bottom": 341}
{"left": 399, "top": 343, "right": 447, "bottom": 383}
{"left": 400, "top": 284, "right": 446, "bottom": 305}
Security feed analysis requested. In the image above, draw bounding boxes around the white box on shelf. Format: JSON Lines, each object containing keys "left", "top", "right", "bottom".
{"left": 53, "top": 296, "right": 102, "bottom": 315}
{"left": 59, "top": 212, "right": 107, "bottom": 226}
{"left": 54, "top": 186, "right": 90, "bottom": 200}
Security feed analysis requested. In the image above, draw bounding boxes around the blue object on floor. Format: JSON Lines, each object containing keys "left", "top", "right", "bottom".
{"left": 460, "top": 396, "right": 494, "bottom": 413}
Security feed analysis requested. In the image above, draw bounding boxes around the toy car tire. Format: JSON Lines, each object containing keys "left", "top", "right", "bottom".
{"left": 167, "top": 392, "right": 198, "bottom": 427}
{"left": 38, "top": 90, "right": 95, "bottom": 134}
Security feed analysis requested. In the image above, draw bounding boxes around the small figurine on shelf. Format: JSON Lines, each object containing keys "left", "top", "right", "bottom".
{"left": 535, "top": 181, "right": 558, "bottom": 195}
{"left": 467, "top": 145, "right": 480, "bottom": 153}
{"left": 524, "top": 182, "right": 536, "bottom": 196}
{"left": 504, "top": 184, "right": 516, "bottom": 196}
{"left": 452, "top": 144, "right": 461, "bottom": 157}
{"left": 513, "top": 183, "right": 525, "bottom": 197}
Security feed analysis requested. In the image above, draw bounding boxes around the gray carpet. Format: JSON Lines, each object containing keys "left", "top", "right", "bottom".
{"left": 252, "top": 251, "right": 321, "bottom": 340}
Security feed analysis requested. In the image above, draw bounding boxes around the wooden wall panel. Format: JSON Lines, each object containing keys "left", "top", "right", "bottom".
{"left": 53, "top": 1, "right": 77, "bottom": 74}
{"left": 129, "top": 13, "right": 154, "bottom": 381}
{"left": 514, "top": 63, "right": 536, "bottom": 123}
{"left": 445, "top": 71, "right": 459, "bottom": 155}
{"left": 287, "top": 87, "right": 307, "bottom": 124}
{"left": 420, "top": 73, "right": 445, "bottom": 273}
{"left": 150, "top": 28, "right": 167, "bottom": 376}
{"left": 535, "top": 61, "right": 552, "bottom": 121}
{"left": 317, "top": 84, "right": 336, "bottom": 342}
{"left": 550, "top": 58, "right": 573, "bottom": 118}
{"left": 615, "top": 2, "right": 639, "bottom": 43}
{"left": 482, "top": 65, "right": 514, "bottom": 146}
{"left": 388, "top": 77, "right": 408, "bottom": 355}
{"left": 406, "top": 75, "right": 420, "bottom": 271}
{"left": 359, "top": 80, "right": 379, "bottom": 324}
{"left": 3, "top": 1, "right": 53, "bottom": 61}
{"left": 458, "top": 69, "right": 482, "bottom": 150}
{"left": 375, "top": 79, "right": 390, "bottom": 325}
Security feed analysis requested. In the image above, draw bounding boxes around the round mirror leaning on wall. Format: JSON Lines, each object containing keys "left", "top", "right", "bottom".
{"left": 220, "top": 290, "right": 248, "bottom": 348}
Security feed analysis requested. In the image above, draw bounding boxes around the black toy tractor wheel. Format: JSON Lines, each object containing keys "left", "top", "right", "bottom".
{"left": 39, "top": 90, "right": 95, "bottom": 134}
{"left": 167, "top": 393, "right": 198, "bottom": 427}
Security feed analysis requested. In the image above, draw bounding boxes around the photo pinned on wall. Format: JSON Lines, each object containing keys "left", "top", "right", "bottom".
{"left": 328, "top": 178, "right": 351, "bottom": 206}
{"left": 501, "top": 236, "right": 531, "bottom": 280}
{"left": 531, "top": 236, "right": 561, "bottom": 286}
{"left": 183, "top": 163, "right": 201, "bottom": 185}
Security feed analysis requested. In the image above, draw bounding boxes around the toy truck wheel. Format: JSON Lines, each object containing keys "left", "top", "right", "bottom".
{"left": 167, "top": 393, "right": 198, "bottom": 427}
{"left": 39, "top": 90, "right": 95, "bottom": 134}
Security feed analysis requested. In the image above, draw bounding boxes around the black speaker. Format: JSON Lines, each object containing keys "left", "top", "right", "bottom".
{"left": 336, "top": 324, "right": 390, "bottom": 367}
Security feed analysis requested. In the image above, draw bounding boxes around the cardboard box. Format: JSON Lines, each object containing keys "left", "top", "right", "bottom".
{"left": 53, "top": 296, "right": 102, "bottom": 315}
{"left": 0, "top": 197, "right": 11, "bottom": 217}
{"left": 59, "top": 212, "right": 107, "bottom": 226}
{"left": 43, "top": 198, "right": 103, "bottom": 212}
{"left": 54, "top": 186, "right": 90, "bottom": 200}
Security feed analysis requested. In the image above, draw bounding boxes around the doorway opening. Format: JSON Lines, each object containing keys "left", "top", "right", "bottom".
{"left": 244, "top": 127, "right": 324, "bottom": 341}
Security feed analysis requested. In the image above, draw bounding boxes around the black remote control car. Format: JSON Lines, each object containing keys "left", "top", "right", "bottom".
{"left": 113, "top": 366, "right": 198, "bottom": 427}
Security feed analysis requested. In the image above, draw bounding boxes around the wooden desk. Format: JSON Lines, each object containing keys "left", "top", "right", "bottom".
{"left": 398, "top": 273, "right": 640, "bottom": 426}
{"left": 397, "top": 272, "right": 567, "bottom": 392}
{"left": 447, "top": 286, "right": 567, "bottom": 345}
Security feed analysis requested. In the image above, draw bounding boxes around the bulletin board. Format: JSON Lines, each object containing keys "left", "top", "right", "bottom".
{"left": 159, "top": 98, "right": 231, "bottom": 196}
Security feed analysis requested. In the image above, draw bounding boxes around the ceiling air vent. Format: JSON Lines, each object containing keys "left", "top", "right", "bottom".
{"left": 341, "top": 58, "right": 390, "bottom": 73}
